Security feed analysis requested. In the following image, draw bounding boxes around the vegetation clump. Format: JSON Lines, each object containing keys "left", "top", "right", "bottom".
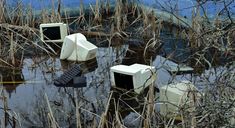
{"left": 0, "top": 0, "right": 234, "bottom": 127}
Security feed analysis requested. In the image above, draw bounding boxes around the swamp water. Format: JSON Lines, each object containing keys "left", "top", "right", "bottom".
{"left": 0, "top": 33, "right": 233, "bottom": 127}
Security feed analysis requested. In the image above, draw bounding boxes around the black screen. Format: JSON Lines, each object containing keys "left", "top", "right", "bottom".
{"left": 114, "top": 72, "right": 134, "bottom": 91}
{"left": 42, "top": 26, "right": 61, "bottom": 40}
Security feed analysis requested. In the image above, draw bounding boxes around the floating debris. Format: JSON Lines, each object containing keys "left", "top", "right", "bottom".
{"left": 159, "top": 81, "right": 200, "bottom": 120}
{"left": 110, "top": 63, "right": 156, "bottom": 94}
{"left": 40, "top": 23, "right": 68, "bottom": 43}
{"left": 60, "top": 33, "right": 98, "bottom": 61}
{"left": 54, "top": 64, "right": 86, "bottom": 88}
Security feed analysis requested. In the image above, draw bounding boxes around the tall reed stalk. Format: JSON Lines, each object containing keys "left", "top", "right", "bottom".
{"left": 0, "top": 0, "right": 5, "bottom": 23}
{"left": 106, "top": 0, "right": 110, "bottom": 15}
{"left": 9, "top": 32, "right": 16, "bottom": 66}
{"left": 114, "top": 0, "right": 122, "bottom": 31}
{"left": 94, "top": 0, "right": 101, "bottom": 23}
{"left": 79, "top": 0, "right": 84, "bottom": 16}
{"left": 51, "top": 0, "right": 55, "bottom": 21}
{"left": 25, "top": 4, "right": 35, "bottom": 27}
{"left": 45, "top": 93, "right": 58, "bottom": 128}
{"left": 3, "top": 91, "right": 8, "bottom": 128}
{"left": 75, "top": 89, "right": 82, "bottom": 128}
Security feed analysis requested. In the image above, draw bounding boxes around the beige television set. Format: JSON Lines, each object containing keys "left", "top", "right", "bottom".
{"left": 40, "top": 23, "right": 68, "bottom": 42}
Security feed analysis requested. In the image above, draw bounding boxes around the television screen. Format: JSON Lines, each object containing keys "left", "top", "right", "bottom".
{"left": 114, "top": 72, "right": 134, "bottom": 91}
{"left": 42, "top": 26, "right": 61, "bottom": 40}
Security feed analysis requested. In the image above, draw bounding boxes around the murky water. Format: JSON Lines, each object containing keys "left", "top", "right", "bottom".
{"left": 0, "top": 44, "right": 130, "bottom": 125}
{"left": 0, "top": 33, "right": 233, "bottom": 127}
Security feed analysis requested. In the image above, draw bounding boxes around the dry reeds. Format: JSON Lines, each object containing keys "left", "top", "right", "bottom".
{"left": 2, "top": 93, "right": 8, "bottom": 128}
{"left": 0, "top": 0, "right": 63, "bottom": 67}
{"left": 0, "top": 0, "right": 234, "bottom": 127}
{"left": 45, "top": 93, "right": 59, "bottom": 128}
{"left": 9, "top": 32, "right": 16, "bottom": 66}
{"left": 94, "top": 0, "right": 101, "bottom": 23}
{"left": 0, "top": 0, "right": 6, "bottom": 23}
{"left": 114, "top": 0, "right": 122, "bottom": 32}
{"left": 75, "top": 89, "right": 82, "bottom": 128}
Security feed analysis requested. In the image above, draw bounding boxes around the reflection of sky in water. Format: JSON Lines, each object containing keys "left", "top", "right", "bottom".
{"left": 1, "top": 0, "right": 234, "bottom": 125}
{"left": 0, "top": 45, "right": 128, "bottom": 118}
{"left": 2, "top": 45, "right": 229, "bottom": 105}
{"left": 0, "top": 41, "right": 233, "bottom": 124}
{"left": 5, "top": 57, "right": 61, "bottom": 112}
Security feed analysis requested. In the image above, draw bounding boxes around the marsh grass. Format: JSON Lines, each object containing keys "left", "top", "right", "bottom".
{"left": 0, "top": 0, "right": 5, "bottom": 23}
{"left": 0, "top": 0, "right": 234, "bottom": 127}
{"left": 0, "top": 0, "right": 65, "bottom": 67}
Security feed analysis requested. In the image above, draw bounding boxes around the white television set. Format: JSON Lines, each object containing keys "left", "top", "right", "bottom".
{"left": 40, "top": 23, "right": 68, "bottom": 42}
{"left": 110, "top": 64, "right": 156, "bottom": 94}
{"left": 159, "top": 81, "right": 199, "bottom": 120}
{"left": 60, "top": 33, "right": 98, "bottom": 61}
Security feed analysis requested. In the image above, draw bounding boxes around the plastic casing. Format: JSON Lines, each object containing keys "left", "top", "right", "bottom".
{"left": 40, "top": 23, "right": 68, "bottom": 42}
{"left": 110, "top": 64, "right": 156, "bottom": 94}
{"left": 160, "top": 81, "right": 198, "bottom": 119}
{"left": 60, "top": 33, "right": 97, "bottom": 61}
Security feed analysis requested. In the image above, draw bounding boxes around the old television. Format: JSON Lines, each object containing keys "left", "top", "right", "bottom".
{"left": 40, "top": 23, "right": 68, "bottom": 42}
{"left": 110, "top": 64, "right": 156, "bottom": 94}
{"left": 60, "top": 33, "right": 98, "bottom": 61}
{"left": 159, "top": 81, "right": 200, "bottom": 120}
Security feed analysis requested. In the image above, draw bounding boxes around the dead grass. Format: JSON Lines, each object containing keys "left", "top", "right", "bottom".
{"left": 0, "top": 0, "right": 234, "bottom": 127}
